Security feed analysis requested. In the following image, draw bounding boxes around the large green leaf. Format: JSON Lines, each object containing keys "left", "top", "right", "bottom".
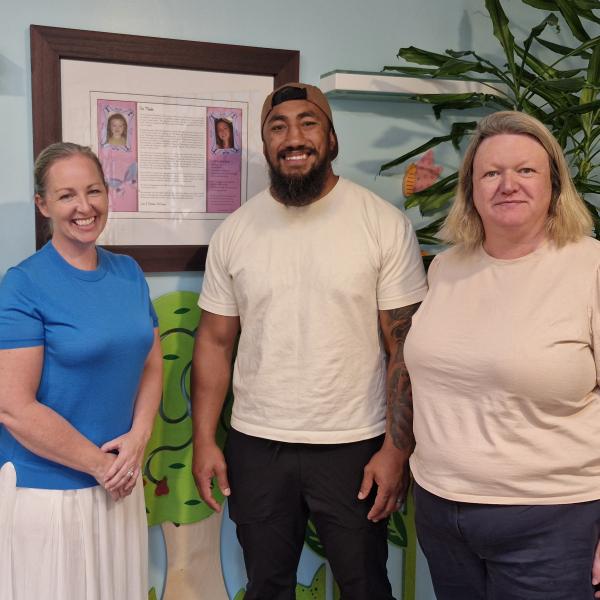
{"left": 382, "top": 65, "right": 439, "bottom": 76}
{"left": 554, "top": 0, "right": 591, "bottom": 41}
{"left": 486, "top": 0, "right": 518, "bottom": 80}
{"left": 397, "top": 47, "right": 454, "bottom": 67}
{"left": 415, "top": 217, "right": 447, "bottom": 245}
{"left": 516, "top": 98, "right": 550, "bottom": 122}
{"left": 589, "top": 127, "right": 600, "bottom": 144}
{"left": 564, "top": 36, "right": 600, "bottom": 57}
{"left": 581, "top": 45, "right": 600, "bottom": 135}
{"left": 571, "top": 1, "right": 600, "bottom": 25}
{"left": 580, "top": 182, "right": 600, "bottom": 194}
{"left": 517, "top": 68, "right": 577, "bottom": 110}
{"left": 397, "top": 47, "right": 489, "bottom": 77}
{"left": 521, "top": 0, "right": 558, "bottom": 8}
{"left": 380, "top": 136, "right": 450, "bottom": 173}
{"left": 574, "top": 0, "right": 600, "bottom": 9}
{"left": 529, "top": 12, "right": 560, "bottom": 39}
{"left": 535, "top": 37, "right": 593, "bottom": 59}
{"left": 583, "top": 200, "right": 600, "bottom": 239}
{"left": 523, "top": 0, "right": 600, "bottom": 19}
{"left": 535, "top": 77, "right": 586, "bottom": 92}
{"left": 380, "top": 122, "right": 476, "bottom": 173}
{"left": 409, "top": 92, "right": 513, "bottom": 117}
{"left": 387, "top": 510, "right": 409, "bottom": 547}
{"left": 447, "top": 120, "right": 479, "bottom": 146}
{"left": 434, "top": 58, "right": 490, "bottom": 77}
{"left": 521, "top": 13, "right": 560, "bottom": 70}
{"left": 444, "top": 49, "right": 510, "bottom": 82}
{"left": 515, "top": 45, "right": 583, "bottom": 79}
{"left": 548, "top": 98, "right": 600, "bottom": 119}
{"left": 405, "top": 173, "right": 459, "bottom": 208}
{"left": 413, "top": 189, "right": 456, "bottom": 216}
{"left": 429, "top": 96, "right": 513, "bottom": 118}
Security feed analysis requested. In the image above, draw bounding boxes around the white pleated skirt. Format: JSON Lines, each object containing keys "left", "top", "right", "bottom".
{"left": 0, "top": 462, "right": 148, "bottom": 600}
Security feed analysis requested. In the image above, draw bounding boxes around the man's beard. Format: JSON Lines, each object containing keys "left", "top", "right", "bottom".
{"left": 267, "top": 147, "right": 331, "bottom": 207}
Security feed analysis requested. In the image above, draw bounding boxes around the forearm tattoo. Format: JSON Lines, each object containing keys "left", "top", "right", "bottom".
{"left": 382, "top": 303, "right": 420, "bottom": 452}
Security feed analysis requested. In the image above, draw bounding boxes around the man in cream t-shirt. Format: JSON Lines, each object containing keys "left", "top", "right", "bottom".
{"left": 191, "top": 83, "right": 426, "bottom": 599}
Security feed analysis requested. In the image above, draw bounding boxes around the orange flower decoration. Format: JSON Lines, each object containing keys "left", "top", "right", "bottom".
{"left": 403, "top": 150, "right": 443, "bottom": 197}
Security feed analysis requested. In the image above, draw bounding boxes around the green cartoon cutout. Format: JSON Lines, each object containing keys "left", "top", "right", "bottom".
{"left": 144, "top": 291, "right": 232, "bottom": 526}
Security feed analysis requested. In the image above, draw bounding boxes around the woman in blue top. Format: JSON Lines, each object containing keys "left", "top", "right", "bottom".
{"left": 0, "top": 142, "right": 162, "bottom": 599}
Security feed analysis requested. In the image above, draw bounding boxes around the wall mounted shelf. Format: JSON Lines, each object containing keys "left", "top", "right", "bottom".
{"left": 320, "top": 70, "right": 506, "bottom": 101}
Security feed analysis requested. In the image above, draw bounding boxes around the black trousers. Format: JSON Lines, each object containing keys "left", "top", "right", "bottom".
{"left": 224, "top": 429, "right": 395, "bottom": 600}
{"left": 414, "top": 482, "right": 600, "bottom": 600}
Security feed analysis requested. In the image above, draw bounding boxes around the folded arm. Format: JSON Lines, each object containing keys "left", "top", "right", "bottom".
{"left": 0, "top": 346, "right": 120, "bottom": 497}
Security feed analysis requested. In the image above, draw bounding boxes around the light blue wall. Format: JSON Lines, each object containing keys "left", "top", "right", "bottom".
{"left": 0, "top": 1, "right": 551, "bottom": 599}
{"left": 0, "top": 0, "right": 543, "bottom": 294}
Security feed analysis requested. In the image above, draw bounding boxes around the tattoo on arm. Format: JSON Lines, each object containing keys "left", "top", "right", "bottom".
{"left": 382, "top": 303, "right": 420, "bottom": 452}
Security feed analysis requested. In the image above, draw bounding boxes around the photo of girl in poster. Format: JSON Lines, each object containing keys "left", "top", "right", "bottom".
{"left": 208, "top": 110, "right": 241, "bottom": 155}
{"left": 206, "top": 108, "right": 242, "bottom": 213}
{"left": 214, "top": 118, "right": 235, "bottom": 150}
{"left": 106, "top": 113, "right": 129, "bottom": 148}
{"left": 98, "top": 101, "right": 138, "bottom": 212}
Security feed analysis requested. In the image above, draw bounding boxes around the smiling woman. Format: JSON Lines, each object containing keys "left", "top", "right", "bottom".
{"left": 34, "top": 150, "right": 109, "bottom": 268}
{"left": 0, "top": 142, "right": 162, "bottom": 600}
{"left": 404, "top": 112, "right": 600, "bottom": 600}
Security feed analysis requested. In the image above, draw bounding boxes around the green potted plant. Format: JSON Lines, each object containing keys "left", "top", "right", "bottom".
{"left": 380, "top": 0, "right": 600, "bottom": 256}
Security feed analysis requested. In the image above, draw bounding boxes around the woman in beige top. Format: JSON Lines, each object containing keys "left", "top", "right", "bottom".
{"left": 405, "top": 111, "right": 600, "bottom": 600}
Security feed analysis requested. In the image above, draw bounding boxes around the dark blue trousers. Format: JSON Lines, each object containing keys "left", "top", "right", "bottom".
{"left": 414, "top": 482, "right": 600, "bottom": 600}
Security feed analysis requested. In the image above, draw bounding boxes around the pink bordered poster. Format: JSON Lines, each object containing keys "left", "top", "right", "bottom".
{"left": 60, "top": 60, "right": 273, "bottom": 249}
{"left": 32, "top": 26, "right": 299, "bottom": 270}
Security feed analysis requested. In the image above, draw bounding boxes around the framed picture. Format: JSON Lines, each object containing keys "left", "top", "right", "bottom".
{"left": 30, "top": 25, "right": 299, "bottom": 271}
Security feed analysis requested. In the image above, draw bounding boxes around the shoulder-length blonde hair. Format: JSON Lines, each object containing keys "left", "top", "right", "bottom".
{"left": 439, "top": 110, "right": 592, "bottom": 251}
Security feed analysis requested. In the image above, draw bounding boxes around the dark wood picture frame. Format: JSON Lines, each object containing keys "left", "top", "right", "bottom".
{"left": 30, "top": 25, "right": 299, "bottom": 272}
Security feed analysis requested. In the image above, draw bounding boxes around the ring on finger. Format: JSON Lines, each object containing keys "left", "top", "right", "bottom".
{"left": 126, "top": 468, "right": 134, "bottom": 479}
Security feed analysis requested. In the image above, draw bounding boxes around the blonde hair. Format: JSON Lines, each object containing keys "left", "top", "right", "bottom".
{"left": 439, "top": 111, "right": 592, "bottom": 251}
{"left": 34, "top": 142, "right": 106, "bottom": 198}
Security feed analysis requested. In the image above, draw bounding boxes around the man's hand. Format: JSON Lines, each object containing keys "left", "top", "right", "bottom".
{"left": 192, "top": 442, "right": 230, "bottom": 513}
{"left": 357, "top": 442, "right": 410, "bottom": 522}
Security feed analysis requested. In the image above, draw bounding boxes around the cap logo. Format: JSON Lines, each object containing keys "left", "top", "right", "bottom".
{"left": 271, "top": 86, "right": 308, "bottom": 108}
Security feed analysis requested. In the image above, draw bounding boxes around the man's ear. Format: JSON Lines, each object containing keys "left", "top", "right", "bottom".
{"left": 328, "top": 128, "right": 339, "bottom": 160}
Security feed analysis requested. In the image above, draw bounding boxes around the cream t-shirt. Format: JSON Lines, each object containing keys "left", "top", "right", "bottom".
{"left": 199, "top": 177, "right": 427, "bottom": 443}
{"left": 406, "top": 236, "right": 600, "bottom": 504}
